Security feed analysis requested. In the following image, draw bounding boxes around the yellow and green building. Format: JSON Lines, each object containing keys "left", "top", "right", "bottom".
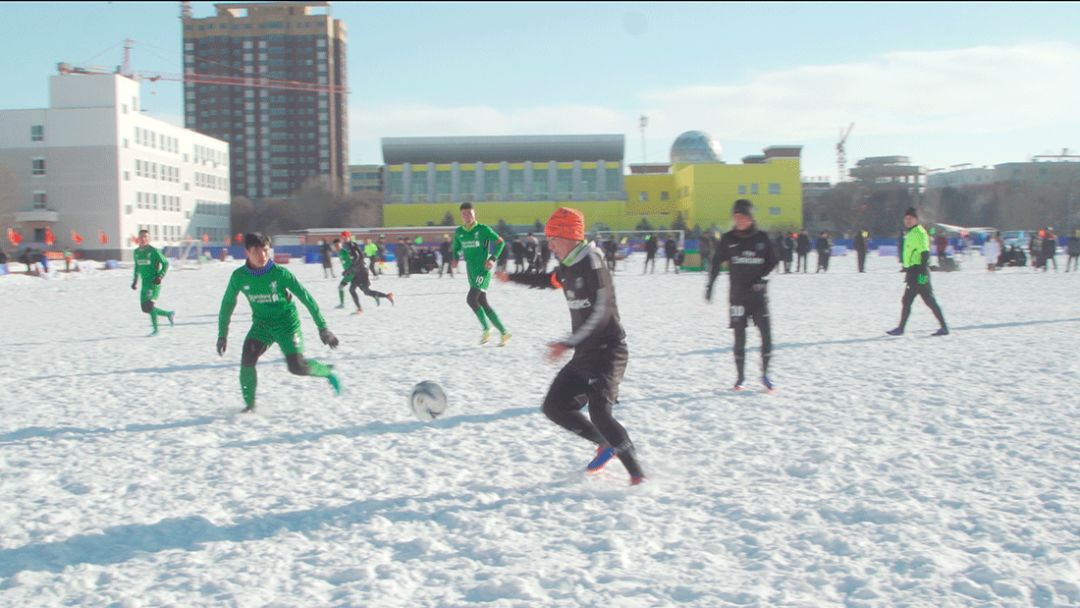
{"left": 382, "top": 132, "right": 802, "bottom": 232}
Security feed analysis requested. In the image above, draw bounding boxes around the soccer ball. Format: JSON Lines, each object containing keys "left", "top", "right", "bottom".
{"left": 410, "top": 381, "right": 448, "bottom": 422}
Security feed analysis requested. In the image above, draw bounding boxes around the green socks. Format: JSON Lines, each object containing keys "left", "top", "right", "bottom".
{"left": 240, "top": 366, "right": 257, "bottom": 408}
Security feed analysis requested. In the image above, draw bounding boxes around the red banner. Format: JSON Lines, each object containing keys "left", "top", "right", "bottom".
{"left": 44, "top": 227, "right": 56, "bottom": 246}
{"left": 71, "top": 230, "right": 84, "bottom": 245}
{"left": 98, "top": 230, "right": 109, "bottom": 245}
{"left": 6, "top": 228, "right": 22, "bottom": 247}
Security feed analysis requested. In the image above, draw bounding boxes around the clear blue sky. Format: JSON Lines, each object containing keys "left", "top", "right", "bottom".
{"left": 4, "top": 2, "right": 1080, "bottom": 180}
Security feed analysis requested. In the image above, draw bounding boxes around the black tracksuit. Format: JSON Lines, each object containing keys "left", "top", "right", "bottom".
{"left": 796, "top": 233, "right": 811, "bottom": 272}
{"left": 439, "top": 240, "right": 454, "bottom": 277}
{"left": 707, "top": 225, "right": 778, "bottom": 383}
{"left": 506, "top": 243, "right": 644, "bottom": 478}
{"left": 349, "top": 262, "right": 391, "bottom": 310}
{"left": 854, "top": 232, "right": 868, "bottom": 272}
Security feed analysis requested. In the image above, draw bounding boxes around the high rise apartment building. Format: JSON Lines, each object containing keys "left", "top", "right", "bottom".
{"left": 181, "top": 1, "right": 347, "bottom": 200}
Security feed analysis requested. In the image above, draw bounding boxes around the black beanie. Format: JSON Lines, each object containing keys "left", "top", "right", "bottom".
{"left": 904, "top": 207, "right": 918, "bottom": 218}
{"left": 732, "top": 199, "right": 754, "bottom": 217}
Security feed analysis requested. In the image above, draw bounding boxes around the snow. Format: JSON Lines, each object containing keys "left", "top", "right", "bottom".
{"left": 1, "top": 251, "right": 1078, "bottom": 607}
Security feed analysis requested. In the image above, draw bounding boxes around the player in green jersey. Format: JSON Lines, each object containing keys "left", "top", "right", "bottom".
{"left": 335, "top": 232, "right": 361, "bottom": 308}
{"left": 217, "top": 233, "right": 341, "bottom": 413}
{"left": 131, "top": 229, "right": 175, "bottom": 336}
{"left": 451, "top": 202, "right": 510, "bottom": 346}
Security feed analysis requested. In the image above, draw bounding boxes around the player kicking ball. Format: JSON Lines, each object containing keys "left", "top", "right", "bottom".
{"left": 497, "top": 208, "right": 645, "bottom": 485}
{"left": 217, "top": 233, "right": 341, "bottom": 413}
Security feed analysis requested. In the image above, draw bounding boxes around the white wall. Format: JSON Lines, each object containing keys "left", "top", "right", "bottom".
{"left": 0, "top": 73, "right": 230, "bottom": 259}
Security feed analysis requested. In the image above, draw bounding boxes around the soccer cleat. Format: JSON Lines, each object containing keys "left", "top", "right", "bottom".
{"left": 931, "top": 327, "right": 950, "bottom": 337}
{"left": 886, "top": 327, "right": 904, "bottom": 336}
{"left": 586, "top": 445, "right": 617, "bottom": 473}
{"left": 353, "top": 309, "right": 364, "bottom": 315}
{"left": 499, "top": 332, "right": 512, "bottom": 347}
{"left": 762, "top": 376, "right": 775, "bottom": 392}
{"left": 335, "top": 303, "right": 345, "bottom": 309}
{"left": 480, "top": 329, "right": 491, "bottom": 345}
{"left": 630, "top": 476, "right": 647, "bottom": 486}
{"left": 167, "top": 312, "right": 175, "bottom": 327}
{"left": 328, "top": 373, "right": 342, "bottom": 395}
{"left": 149, "top": 329, "right": 159, "bottom": 337}
{"left": 732, "top": 378, "right": 746, "bottom": 391}
{"left": 387, "top": 292, "right": 395, "bottom": 306}
{"left": 241, "top": 404, "right": 256, "bottom": 414}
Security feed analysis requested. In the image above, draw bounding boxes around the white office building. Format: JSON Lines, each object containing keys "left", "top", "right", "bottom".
{"left": 0, "top": 71, "right": 230, "bottom": 260}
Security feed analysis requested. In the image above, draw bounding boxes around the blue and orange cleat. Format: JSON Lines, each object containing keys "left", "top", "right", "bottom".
{"left": 586, "top": 445, "right": 617, "bottom": 473}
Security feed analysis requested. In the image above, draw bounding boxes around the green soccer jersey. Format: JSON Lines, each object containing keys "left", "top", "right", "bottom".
{"left": 452, "top": 223, "right": 505, "bottom": 288}
{"left": 132, "top": 245, "right": 168, "bottom": 285}
{"left": 218, "top": 262, "right": 327, "bottom": 340}
{"left": 902, "top": 224, "right": 930, "bottom": 269}
{"left": 338, "top": 244, "right": 354, "bottom": 271}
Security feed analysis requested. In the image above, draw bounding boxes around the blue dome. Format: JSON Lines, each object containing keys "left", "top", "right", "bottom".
{"left": 670, "top": 131, "right": 723, "bottom": 164}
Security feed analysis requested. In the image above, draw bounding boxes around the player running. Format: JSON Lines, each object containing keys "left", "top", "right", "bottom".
{"left": 217, "top": 233, "right": 341, "bottom": 413}
{"left": 335, "top": 233, "right": 363, "bottom": 309}
{"left": 131, "top": 229, "right": 174, "bottom": 336}
{"left": 452, "top": 202, "right": 510, "bottom": 345}
{"left": 497, "top": 207, "right": 645, "bottom": 485}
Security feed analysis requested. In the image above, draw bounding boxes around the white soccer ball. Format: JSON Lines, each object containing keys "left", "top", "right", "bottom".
{"left": 410, "top": 381, "right": 448, "bottom": 422}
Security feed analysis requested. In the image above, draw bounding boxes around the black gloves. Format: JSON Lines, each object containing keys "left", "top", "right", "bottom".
{"left": 131, "top": 280, "right": 137, "bottom": 290}
{"left": 153, "top": 277, "right": 162, "bottom": 285}
{"left": 216, "top": 336, "right": 227, "bottom": 356}
{"left": 319, "top": 328, "right": 339, "bottom": 349}
{"left": 705, "top": 281, "right": 715, "bottom": 302}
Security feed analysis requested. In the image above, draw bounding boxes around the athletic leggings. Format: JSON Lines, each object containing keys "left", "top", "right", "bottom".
{"left": 350, "top": 279, "right": 388, "bottom": 310}
{"left": 541, "top": 346, "right": 643, "bottom": 478}
{"left": 242, "top": 338, "right": 317, "bottom": 375}
{"left": 898, "top": 281, "right": 946, "bottom": 330}
{"left": 466, "top": 287, "right": 495, "bottom": 318}
{"left": 732, "top": 299, "right": 772, "bottom": 381}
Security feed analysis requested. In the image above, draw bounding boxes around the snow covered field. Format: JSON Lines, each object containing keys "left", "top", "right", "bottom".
{"left": 1, "top": 250, "right": 1077, "bottom": 607}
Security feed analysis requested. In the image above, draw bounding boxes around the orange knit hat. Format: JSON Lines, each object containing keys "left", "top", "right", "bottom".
{"left": 545, "top": 207, "right": 585, "bottom": 241}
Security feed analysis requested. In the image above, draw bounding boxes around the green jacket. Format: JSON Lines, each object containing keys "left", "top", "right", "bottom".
{"left": 902, "top": 224, "right": 930, "bottom": 269}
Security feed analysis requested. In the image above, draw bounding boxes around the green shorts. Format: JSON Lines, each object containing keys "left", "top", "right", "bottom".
{"left": 468, "top": 270, "right": 492, "bottom": 291}
{"left": 140, "top": 284, "right": 161, "bottom": 303}
{"left": 245, "top": 315, "right": 304, "bottom": 356}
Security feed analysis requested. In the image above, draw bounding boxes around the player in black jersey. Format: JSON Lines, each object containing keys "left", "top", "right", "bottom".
{"left": 707, "top": 199, "right": 779, "bottom": 392}
{"left": 498, "top": 207, "right": 646, "bottom": 485}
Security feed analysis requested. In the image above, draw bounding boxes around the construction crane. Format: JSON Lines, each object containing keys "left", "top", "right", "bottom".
{"left": 836, "top": 122, "right": 855, "bottom": 184}
{"left": 57, "top": 39, "right": 347, "bottom": 95}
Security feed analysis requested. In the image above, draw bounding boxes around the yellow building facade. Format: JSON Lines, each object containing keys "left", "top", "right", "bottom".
{"left": 382, "top": 134, "right": 802, "bottom": 233}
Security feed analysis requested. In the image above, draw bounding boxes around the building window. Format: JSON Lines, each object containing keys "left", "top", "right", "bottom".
{"left": 660, "top": 191, "right": 669, "bottom": 201}
{"left": 751, "top": 183, "right": 759, "bottom": 195}
{"left": 32, "top": 158, "right": 46, "bottom": 176}
{"left": 738, "top": 185, "right": 746, "bottom": 195}
{"left": 31, "top": 125, "right": 44, "bottom": 142}
{"left": 768, "top": 183, "right": 781, "bottom": 195}
{"left": 769, "top": 207, "right": 781, "bottom": 216}
{"left": 638, "top": 191, "right": 649, "bottom": 202}
{"left": 33, "top": 192, "right": 47, "bottom": 209}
